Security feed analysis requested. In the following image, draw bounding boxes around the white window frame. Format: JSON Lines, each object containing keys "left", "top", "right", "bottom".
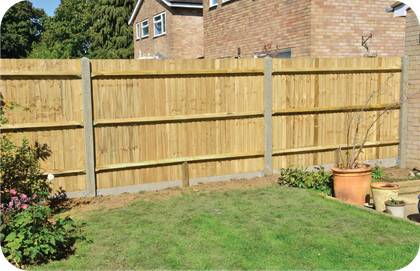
{"left": 136, "top": 23, "right": 140, "bottom": 40}
{"left": 209, "top": 0, "right": 217, "bottom": 7}
{"left": 141, "top": 19, "right": 149, "bottom": 38}
{"left": 222, "top": 0, "right": 232, "bottom": 3}
{"left": 153, "top": 12, "right": 166, "bottom": 37}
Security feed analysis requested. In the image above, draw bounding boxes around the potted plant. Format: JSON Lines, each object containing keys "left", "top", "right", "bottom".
{"left": 370, "top": 182, "right": 400, "bottom": 212}
{"left": 385, "top": 198, "right": 406, "bottom": 218}
{"left": 331, "top": 74, "right": 416, "bottom": 206}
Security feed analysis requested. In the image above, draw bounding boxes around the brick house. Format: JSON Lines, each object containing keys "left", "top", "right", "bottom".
{"left": 128, "top": 0, "right": 204, "bottom": 59}
{"left": 390, "top": 2, "right": 420, "bottom": 169}
{"left": 203, "top": 0, "right": 406, "bottom": 59}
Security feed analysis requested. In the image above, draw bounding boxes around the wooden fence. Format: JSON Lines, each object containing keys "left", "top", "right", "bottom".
{"left": 0, "top": 57, "right": 404, "bottom": 197}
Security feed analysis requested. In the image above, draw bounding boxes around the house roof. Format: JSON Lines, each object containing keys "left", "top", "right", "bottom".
{"left": 391, "top": 1, "right": 404, "bottom": 8}
{"left": 128, "top": 0, "right": 203, "bottom": 25}
{"left": 386, "top": 1, "right": 410, "bottom": 17}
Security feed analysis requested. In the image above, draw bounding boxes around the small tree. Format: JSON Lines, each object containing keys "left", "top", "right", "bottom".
{"left": 336, "top": 74, "right": 419, "bottom": 169}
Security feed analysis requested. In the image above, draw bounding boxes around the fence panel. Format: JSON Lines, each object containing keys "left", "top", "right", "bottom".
{"left": 272, "top": 57, "right": 401, "bottom": 170}
{"left": 1, "top": 59, "right": 86, "bottom": 194}
{"left": 89, "top": 58, "right": 265, "bottom": 189}
{"left": 0, "top": 57, "right": 402, "bottom": 196}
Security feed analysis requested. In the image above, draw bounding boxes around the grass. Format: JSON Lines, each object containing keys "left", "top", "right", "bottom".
{"left": 31, "top": 185, "right": 420, "bottom": 270}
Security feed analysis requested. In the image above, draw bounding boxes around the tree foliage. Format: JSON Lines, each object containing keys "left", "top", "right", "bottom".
{"left": 87, "top": 0, "right": 135, "bottom": 59}
{"left": 0, "top": 0, "right": 47, "bottom": 58}
{"left": 30, "top": 0, "right": 135, "bottom": 59}
{"left": 28, "top": 0, "right": 92, "bottom": 59}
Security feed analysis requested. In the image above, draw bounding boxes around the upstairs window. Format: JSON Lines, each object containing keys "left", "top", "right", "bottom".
{"left": 210, "top": 0, "right": 217, "bottom": 7}
{"left": 153, "top": 12, "right": 166, "bottom": 37}
{"left": 136, "top": 23, "right": 140, "bottom": 40}
{"left": 141, "top": 19, "right": 148, "bottom": 38}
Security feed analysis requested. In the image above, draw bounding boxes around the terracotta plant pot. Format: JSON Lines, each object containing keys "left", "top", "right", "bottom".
{"left": 385, "top": 200, "right": 406, "bottom": 218}
{"left": 331, "top": 163, "right": 374, "bottom": 206}
{"left": 370, "top": 182, "right": 400, "bottom": 212}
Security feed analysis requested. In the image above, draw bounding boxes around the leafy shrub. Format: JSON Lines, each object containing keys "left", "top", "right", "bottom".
{"left": 1, "top": 134, "right": 51, "bottom": 202}
{"left": 1, "top": 190, "right": 77, "bottom": 267}
{"left": 1, "top": 96, "right": 78, "bottom": 267}
{"left": 1, "top": 96, "right": 51, "bottom": 203}
{"left": 372, "top": 165, "right": 385, "bottom": 180}
{"left": 278, "top": 166, "right": 334, "bottom": 196}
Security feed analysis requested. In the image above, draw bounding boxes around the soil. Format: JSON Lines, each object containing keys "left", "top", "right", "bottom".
{"left": 49, "top": 166, "right": 416, "bottom": 216}
{"left": 380, "top": 165, "right": 414, "bottom": 179}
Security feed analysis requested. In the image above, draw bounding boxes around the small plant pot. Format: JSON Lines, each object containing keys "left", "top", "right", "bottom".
{"left": 385, "top": 200, "right": 406, "bottom": 218}
{"left": 370, "top": 182, "right": 400, "bottom": 212}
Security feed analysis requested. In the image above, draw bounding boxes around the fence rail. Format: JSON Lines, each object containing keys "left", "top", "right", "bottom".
{"left": 0, "top": 57, "right": 405, "bottom": 197}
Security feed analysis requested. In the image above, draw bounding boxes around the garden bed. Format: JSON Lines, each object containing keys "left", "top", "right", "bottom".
{"left": 49, "top": 166, "right": 420, "bottom": 215}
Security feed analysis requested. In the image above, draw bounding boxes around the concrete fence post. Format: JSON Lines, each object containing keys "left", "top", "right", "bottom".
{"left": 263, "top": 57, "right": 273, "bottom": 176}
{"left": 81, "top": 57, "right": 97, "bottom": 197}
{"left": 398, "top": 55, "right": 409, "bottom": 168}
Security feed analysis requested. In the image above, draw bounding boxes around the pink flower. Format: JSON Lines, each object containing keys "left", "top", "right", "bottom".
{"left": 8, "top": 201, "right": 13, "bottom": 207}
{"left": 9, "top": 190, "right": 16, "bottom": 196}
{"left": 6, "top": 219, "right": 9, "bottom": 223}
{"left": 12, "top": 196, "right": 18, "bottom": 201}
{"left": 22, "top": 204, "right": 28, "bottom": 209}
{"left": 33, "top": 194, "right": 37, "bottom": 200}
{"left": 20, "top": 194, "right": 27, "bottom": 199}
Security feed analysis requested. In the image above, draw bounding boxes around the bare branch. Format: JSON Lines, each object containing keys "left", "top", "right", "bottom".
{"left": 338, "top": 144, "right": 345, "bottom": 166}
{"left": 349, "top": 74, "right": 395, "bottom": 167}
{"left": 351, "top": 102, "right": 399, "bottom": 167}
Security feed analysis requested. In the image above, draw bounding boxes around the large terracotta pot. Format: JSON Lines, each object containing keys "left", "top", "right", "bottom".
{"left": 370, "top": 182, "right": 400, "bottom": 212}
{"left": 331, "top": 163, "right": 374, "bottom": 206}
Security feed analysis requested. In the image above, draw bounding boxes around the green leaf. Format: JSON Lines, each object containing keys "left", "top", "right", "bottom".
{"left": 15, "top": 216, "right": 24, "bottom": 225}
{"left": 5, "top": 231, "right": 17, "bottom": 242}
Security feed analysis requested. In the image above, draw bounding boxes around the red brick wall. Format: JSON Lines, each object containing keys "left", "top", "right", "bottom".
{"left": 405, "top": 8, "right": 420, "bottom": 169}
{"left": 310, "top": 0, "right": 406, "bottom": 58}
{"left": 203, "top": 0, "right": 312, "bottom": 58}
{"left": 132, "top": 0, "right": 203, "bottom": 59}
{"left": 203, "top": 0, "right": 405, "bottom": 59}
{"left": 172, "top": 8, "right": 204, "bottom": 59}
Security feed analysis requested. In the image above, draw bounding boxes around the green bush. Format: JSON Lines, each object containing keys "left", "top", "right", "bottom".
{"left": 1, "top": 96, "right": 51, "bottom": 202}
{"left": 1, "top": 190, "right": 77, "bottom": 267}
{"left": 0, "top": 134, "right": 51, "bottom": 202}
{"left": 278, "top": 166, "right": 334, "bottom": 196}
{"left": 1, "top": 95, "right": 79, "bottom": 268}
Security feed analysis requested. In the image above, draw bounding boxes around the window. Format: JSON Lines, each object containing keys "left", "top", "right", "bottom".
{"left": 141, "top": 19, "right": 148, "bottom": 38}
{"left": 209, "top": 0, "right": 217, "bottom": 7}
{"left": 153, "top": 12, "right": 166, "bottom": 37}
{"left": 136, "top": 23, "right": 140, "bottom": 40}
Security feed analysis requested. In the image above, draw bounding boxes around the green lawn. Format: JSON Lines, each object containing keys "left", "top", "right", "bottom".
{"left": 32, "top": 185, "right": 420, "bottom": 270}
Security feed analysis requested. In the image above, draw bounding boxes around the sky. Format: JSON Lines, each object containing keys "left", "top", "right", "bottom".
{"left": 30, "top": 0, "right": 61, "bottom": 17}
